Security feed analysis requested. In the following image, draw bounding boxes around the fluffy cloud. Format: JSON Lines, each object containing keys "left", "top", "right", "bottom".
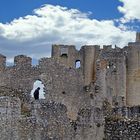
{"left": 0, "top": 4, "right": 136, "bottom": 64}
{"left": 118, "top": 0, "right": 140, "bottom": 22}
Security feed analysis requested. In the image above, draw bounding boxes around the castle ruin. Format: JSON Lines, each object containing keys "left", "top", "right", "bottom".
{"left": 0, "top": 33, "right": 140, "bottom": 139}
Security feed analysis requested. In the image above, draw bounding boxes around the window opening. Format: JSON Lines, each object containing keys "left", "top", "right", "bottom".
{"left": 61, "top": 47, "right": 68, "bottom": 57}
{"left": 75, "top": 60, "right": 81, "bottom": 69}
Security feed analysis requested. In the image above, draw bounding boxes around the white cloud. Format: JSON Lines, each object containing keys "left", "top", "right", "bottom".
{"left": 0, "top": 4, "right": 136, "bottom": 63}
{"left": 118, "top": 0, "right": 140, "bottom": 22}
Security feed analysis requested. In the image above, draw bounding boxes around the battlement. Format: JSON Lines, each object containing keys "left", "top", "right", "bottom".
{"left": 14, "top": 55, "right": 32, "bottom": 68}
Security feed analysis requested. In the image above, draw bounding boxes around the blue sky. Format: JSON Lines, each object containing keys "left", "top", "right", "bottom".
{"left": 0, "top": 0, "right": 139, "bottom": 64}
{"left": 0, "top": 0, "right": 123, "bottom": 22}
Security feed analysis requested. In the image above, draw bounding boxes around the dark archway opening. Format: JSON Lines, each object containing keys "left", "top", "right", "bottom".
{"left": 31, "top": 80, "right": 45, "bottom": 99}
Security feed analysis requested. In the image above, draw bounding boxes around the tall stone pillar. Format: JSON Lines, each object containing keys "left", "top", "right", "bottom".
{"left": 126, "top": 33, "right": 140, "bottom": 105}
{"left": 83, "top": 45, "right": 98, "bottom": 85}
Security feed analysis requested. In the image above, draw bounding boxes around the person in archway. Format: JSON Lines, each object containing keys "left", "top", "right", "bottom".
{"left": 34, "top": 87, "right": 40, "bottom": 100}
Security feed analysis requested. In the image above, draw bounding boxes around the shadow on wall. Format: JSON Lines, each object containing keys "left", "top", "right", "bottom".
{"left": 31, "top": 80, "right": 45, "bottom": 99}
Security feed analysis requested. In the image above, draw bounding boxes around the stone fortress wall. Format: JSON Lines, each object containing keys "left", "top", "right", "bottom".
{"left": 0, "top": 33, "right": 139, "bottom": 139}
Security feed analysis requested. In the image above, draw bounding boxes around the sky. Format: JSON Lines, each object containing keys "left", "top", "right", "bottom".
{"left": 0, "top": 0, "right": 139, "bottom": 64}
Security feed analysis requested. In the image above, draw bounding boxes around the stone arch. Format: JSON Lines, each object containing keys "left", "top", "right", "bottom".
{"left": 30, "top": 73, "right": 53, "bottom": 101}
{"left": 31, "top": 79, "right": 45, "bottom": 99}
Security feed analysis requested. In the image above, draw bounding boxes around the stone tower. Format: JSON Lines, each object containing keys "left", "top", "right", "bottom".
{"left": 126, "top": 32, "right": 140, "bottom": 105}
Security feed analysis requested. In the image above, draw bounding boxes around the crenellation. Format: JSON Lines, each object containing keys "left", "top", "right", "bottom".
{"left": 103, "top": 45, "right": 112, "bottom": 50}
{"left": 14, "top": 55, "right": 32, "bottom": 68}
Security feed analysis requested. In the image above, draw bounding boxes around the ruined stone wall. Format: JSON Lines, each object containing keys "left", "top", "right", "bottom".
{"left": 0, "top": 95, "right": 105, "bottom": 140}
{"left": 73, "top": 106, "right": 104, "bottom": 140}
{"left": 105, "top": 116, "right": 140, "bottom": 140}
{"left": 95, "top": 36, "right": 140, "bottom": 107}
{"left": 106, "top": 50, "right": 126, "bottom": 102}
{"left": 17, "top": 100, "right": 73, "bottom": 140}
{"left": 0, "top": 97, "right": 21, "bottom": 140}
{"left": 0, "top": 46, "right": 96, "bottom": 121}
{"left": 39, "top": 57, "right": 92, "bottom": 120}
{"left": 52, "top": 44, "right": 81, "bottom": 68}
{"left": 52, "top": 44, "right": 99, "bottom": 86}
{"left": 103, "top": 103, "right": 140, "bottom": 140}
{"left": 0, "top": 33, "right": 140, "bottom": 140}
{"left": 95, "top": 46, "right": 127, "bottom": 107}
{"left": 0, "top": 97, "right": 73, "bottom": 140}
{"left": 0, "top": 55, "right": 41, "bottom": 98}
{"left": 0, "top": 34, "right": 140, "bottom": 108}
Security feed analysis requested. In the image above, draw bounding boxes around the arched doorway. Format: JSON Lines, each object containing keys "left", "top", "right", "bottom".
{"left": 31, "top": 80, "right": 45, "bottom": 99}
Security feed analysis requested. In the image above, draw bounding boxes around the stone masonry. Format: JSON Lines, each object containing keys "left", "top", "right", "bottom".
{"left": 0, "top": 33, "right": 140, "bottom": 139}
